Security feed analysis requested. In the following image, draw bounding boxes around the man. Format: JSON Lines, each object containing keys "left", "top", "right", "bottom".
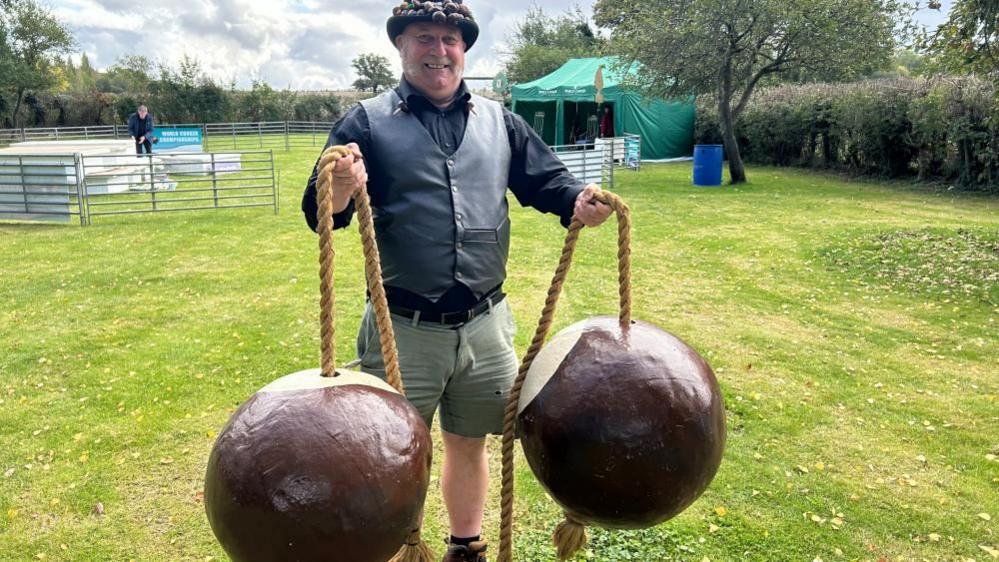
{"left": 600, "top": 103, "right": 614, "bottom": 138}
{"left": 127, "top": 105, "right": 154, "bottom": 155}
{"left": 301, "top": 2, "right": 611, "bottom": 560}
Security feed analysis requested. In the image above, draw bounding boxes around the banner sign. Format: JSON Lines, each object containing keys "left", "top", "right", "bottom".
{"left": 154, "top": 127, "right": 203, "bottom": 153}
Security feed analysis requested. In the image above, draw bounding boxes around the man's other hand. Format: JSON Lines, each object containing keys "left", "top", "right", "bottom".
{"left": 572, "top": 184, "right": 612, "bottom": 227}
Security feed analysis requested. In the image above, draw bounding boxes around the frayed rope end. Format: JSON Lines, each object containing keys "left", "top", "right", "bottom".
{"left": 389, "top": 528, "right": 435, "bottom": 562}
{"left": 553, "top": 513, "right": 587, "bottom": 560}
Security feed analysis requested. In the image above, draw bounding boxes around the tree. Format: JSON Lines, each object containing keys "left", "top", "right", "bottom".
{"left": 0, "top": 0, "right": 73, "bottom": 127}
{"left": 351, "top": 53, "right": 394, "bottom": 93}
{"left": 291, "top": 92, "right": 342, "bottom": 122}
{"left": 594, "top": 0, "right": 912, "bottom": 183}
{"left": 150, "top": 55, "right": 231, "bottom": 123}
{"left": 919, "top": 0, "right": 998, "bottom": 86}
{"left": 101, "top": 54, "right": 153, "bottom": 95}
{"left": 242, "top": 80, "right": 285, "bottom": 121}
{"left": 892, "top": 48, "right": 928, "bottom": 76}
{"left": 70, "top": 52, "right": 98, "bottom": 93}
{"left": 503, "top": 6, "right": 604, "bottom": 84}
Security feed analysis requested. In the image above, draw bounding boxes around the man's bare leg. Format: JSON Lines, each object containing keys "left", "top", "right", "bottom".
{"left": 440, "top": 430, "right": 489, "bottom": 538}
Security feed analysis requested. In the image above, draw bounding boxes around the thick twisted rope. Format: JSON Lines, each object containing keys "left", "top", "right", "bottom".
{"left": 316, "top": 146, "right": 340, "bottom": 378}
{"left": 496, "top": 191, "right": 631, "bottom": 562}
{"left": 316, "top": 145, "right": 403, "bottom": 390}
{"left": 352, "top": 167, "right": 404, "bottom": 392}
{"left": 316, "top": 145, "right": 432, "bottom": 562}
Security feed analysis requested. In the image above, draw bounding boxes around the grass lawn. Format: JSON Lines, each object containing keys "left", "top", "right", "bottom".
{"left": 1, "top": 149, "right": 996, "bottom": 561}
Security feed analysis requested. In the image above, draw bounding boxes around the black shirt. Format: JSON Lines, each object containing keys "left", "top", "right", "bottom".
{"left": 302, "top": 78, "right": 584, "bottom": 314}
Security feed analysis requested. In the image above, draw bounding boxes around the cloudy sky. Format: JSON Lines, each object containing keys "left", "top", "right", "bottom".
{"left": 48, "top": 0, "right": 955, "bottom": 90}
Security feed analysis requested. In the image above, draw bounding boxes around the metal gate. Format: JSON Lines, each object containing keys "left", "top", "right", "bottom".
{"left": 0, "top": 153, "right": 86, "bottom": 225}
{"left": 80, "top": 150, "right": 277, "bottom": 224}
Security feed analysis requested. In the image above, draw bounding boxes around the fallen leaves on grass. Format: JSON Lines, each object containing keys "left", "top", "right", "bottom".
{"left": 819, "top": 228, "right": 999, "bottom": 305}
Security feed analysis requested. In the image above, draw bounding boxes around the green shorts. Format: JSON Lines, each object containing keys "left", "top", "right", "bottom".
{"left": 355, "top": 298, "right": 519, "bottom": 438}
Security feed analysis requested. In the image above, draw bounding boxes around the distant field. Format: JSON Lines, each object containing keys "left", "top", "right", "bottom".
{"left": 1, "top": 150, "right": 996, "bottom": 561}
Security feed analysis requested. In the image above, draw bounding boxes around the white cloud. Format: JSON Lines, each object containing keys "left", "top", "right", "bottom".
{"left": 48, "top": 0, "right": 952, "bottom": 89}
{"left": 48, "top": 0, "right": 596, "bottom": 89}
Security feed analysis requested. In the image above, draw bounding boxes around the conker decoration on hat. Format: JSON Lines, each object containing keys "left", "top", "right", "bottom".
{"left": 388, "top": 0, "right": 479, "bottom": 50}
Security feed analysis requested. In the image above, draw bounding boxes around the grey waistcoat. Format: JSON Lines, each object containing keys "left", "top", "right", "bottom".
{"left": 360, "top": 90, "right": 512, "bottom": 302}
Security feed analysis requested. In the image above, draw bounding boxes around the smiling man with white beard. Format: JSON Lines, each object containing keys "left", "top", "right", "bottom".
{"left": 301, "top": 2, "right": 611, "bottom": 560}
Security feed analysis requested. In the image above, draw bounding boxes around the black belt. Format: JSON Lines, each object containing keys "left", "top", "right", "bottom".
{"left": 388, "top": 291, "right": 506, "bottom": 327}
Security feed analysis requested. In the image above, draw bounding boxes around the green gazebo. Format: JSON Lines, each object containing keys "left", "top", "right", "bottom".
{"left": 511, "top": 57, "right": 695, "bottom": 160}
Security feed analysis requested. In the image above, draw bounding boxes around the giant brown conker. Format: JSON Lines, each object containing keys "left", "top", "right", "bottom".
{"left": 517, "top": 317, "right": 725, "bottom": 529}
{"left": 205, "top": 369, "right": 432, "bottom": 562}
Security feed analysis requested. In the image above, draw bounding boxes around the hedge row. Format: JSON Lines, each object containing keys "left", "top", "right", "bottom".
{"left": 695, "top": 77, "right": 999, "bottom": 192}
{"left": 1, "top": 89, "right": 344, "bottom": 130}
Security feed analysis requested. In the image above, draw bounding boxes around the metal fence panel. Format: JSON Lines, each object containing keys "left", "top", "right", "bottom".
{"left": 0, "top": 121, "right": 338, "bottom": 151}
{"left": 0, "top": 128, "right": 25, "bottom": 146}
{"left": 0, "top": 153, "right": 85, "bottom": 224}
{"left": 3, "top": 124, "right": 645, "bottom": 175}
{"left": 623, "top": 133, "right": 642, "bottom": 171}
{"left": 80, "top": 150, "right": 277, "bottom": 223}
{"left": 22, "top": 126, "right": 119, "bottom": 143}
{"left": 552, "top": 143, "right": 609, "bottom": 188}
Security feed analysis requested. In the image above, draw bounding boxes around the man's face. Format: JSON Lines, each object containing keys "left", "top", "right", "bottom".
{"left": 396, "top": 22, "right": 465, "bottom": 105}
{"left": 138, "top": 109, "right": 147, "bottom": 118}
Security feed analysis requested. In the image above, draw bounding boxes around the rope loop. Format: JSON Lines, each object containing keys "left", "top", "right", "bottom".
{"left": 315, "top": 144, "right": 404, "bottom": 393}
{"left": 590, "top": 190, "right": 632, "bottom": 328}
{"left": 496, "top": 189, "right": 632, "bottom": 562}
{"left": 316, "top": 146, "right": 432, "bottom": 562}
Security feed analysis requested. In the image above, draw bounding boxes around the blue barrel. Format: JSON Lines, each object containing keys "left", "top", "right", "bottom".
{"left": 692, "top": 144, "right": 724, "bottom": 186}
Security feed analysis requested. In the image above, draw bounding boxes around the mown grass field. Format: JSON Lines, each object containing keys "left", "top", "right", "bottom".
{"left": 1, "top": 148, "right": 996, "bottom": 561}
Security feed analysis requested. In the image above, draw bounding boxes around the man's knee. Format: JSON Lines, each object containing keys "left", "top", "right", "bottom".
{"left": 441, "top": 430, "right": 486, "bottom": 459}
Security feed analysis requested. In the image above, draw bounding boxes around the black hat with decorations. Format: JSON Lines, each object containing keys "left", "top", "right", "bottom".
{"left": 387, "top": 1, "right": 479, "bottom": 51}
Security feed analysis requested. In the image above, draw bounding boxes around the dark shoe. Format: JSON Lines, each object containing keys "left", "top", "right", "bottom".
{"left": 442, "top": 540, "right": 488, "bottom": 562}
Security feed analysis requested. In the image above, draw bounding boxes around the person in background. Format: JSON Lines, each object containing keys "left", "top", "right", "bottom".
{"left": 599, "top": 103, "right": 614, "bottom": 138}
{"left": 127, "top": 105, "right": 154, "bottom": 155}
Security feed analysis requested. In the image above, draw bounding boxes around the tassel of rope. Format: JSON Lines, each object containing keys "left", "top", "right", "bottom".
{"left": 390, "top": 527, "right": 435, "bottom": 562}
{"left": 495, "top": 191, "right": 631, "bottom": 562}
{"left": 316, "top": 145, "right": 432, "bottom": 562}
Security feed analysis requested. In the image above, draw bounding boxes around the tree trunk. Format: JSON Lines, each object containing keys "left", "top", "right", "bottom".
{"left": 11, "top": 88, "right": 25, "bottom": 129}
{"left": 717, "top": 95, "right": 747, "bottom": 184}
